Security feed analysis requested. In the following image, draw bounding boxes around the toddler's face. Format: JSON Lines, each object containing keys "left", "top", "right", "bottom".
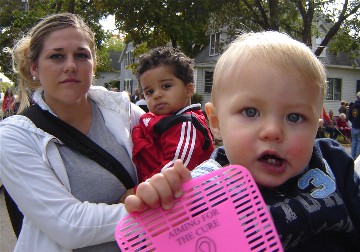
{"left": 208, "top": 62, "right": 323, "bottom": 189}
{"left": 140, "top": 66, "right": 194, "bottom": 115}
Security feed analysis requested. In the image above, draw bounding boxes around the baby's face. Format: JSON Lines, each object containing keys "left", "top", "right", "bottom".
{"left": 213, "top": 62, "right": 323, "bottom": 189}
{"left": 140, "top": 66, "right": 193, "bottom": 115}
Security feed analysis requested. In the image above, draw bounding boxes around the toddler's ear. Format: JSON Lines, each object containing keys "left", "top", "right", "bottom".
{"left": 205, "top": 102, "right": 222, "bottom": 140}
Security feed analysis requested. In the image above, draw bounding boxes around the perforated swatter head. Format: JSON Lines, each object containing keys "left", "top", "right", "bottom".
{"left": 115, "top": 165, "right": 283, "bottom": 252}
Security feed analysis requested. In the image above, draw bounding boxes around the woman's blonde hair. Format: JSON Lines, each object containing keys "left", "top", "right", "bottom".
{"left": 211, "top": 31, "right": 327, "bottom": 105}
{"left": 12, "top": 12, "right": 96, "bottom": 113}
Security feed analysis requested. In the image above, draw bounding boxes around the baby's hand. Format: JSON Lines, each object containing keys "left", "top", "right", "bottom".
{"left": 125, "top": 159, "right": 191, "bottom": 213}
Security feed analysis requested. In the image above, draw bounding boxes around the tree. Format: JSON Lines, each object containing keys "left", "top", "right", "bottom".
{"left": 107, "top": 0, "right": 219, "bottom": 57}
{"left": 0, "top": 0, "right": 112, "bottom": 79}
{"left": 210, "top": 0, "right": 360, "bottom": 57}
{"left": 96, "top": 34, "right": 125, "bottom": 72}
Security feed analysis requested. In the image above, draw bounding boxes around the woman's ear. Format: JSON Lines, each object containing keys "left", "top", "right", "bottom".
{"left": 30, "top": 62, "right": 38, "bottom": 79}
{"left": 205, "top": 102, "right": 222, "bottom": 140}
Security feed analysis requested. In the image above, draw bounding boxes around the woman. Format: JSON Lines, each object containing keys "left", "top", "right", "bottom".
{"left": 0, "top": 13, "right": 147, "bottom": 251}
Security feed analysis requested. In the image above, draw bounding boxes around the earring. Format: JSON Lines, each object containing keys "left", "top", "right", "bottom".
{"left": 32, "top": 76, "right": 36, "bottom": 81}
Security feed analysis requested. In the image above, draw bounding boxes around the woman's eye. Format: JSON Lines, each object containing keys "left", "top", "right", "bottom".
{"left": 50, "top": 54, "right": 64, "bottom": 60}
{"left": 76, "top": 53, "right": 90, "bottom": 59}
{"left": 243, "top": 107, "right": 259, "bottom": 117}
{"left": 287, "top": 113, "right": 303, "bottom": 122}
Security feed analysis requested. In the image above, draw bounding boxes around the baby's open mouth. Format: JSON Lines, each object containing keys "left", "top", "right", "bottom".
{"left": 259, "top": 154, "right": 284, "bottom": 166}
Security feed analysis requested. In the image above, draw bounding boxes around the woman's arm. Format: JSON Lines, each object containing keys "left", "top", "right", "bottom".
{"left": 0, "top": 125, "right": 129, "bottom": 248}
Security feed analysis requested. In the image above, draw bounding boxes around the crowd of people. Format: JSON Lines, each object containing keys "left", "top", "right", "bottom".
{"left": 0, "top": 12, "right": 360, "bottom": 252}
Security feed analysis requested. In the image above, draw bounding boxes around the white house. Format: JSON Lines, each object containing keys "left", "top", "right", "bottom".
{"left": 119, "top": 33, "right": 360, "bottom": 116}
{"left": 193, "top": 27, "right": 360, "bottom": 116}
{"left": 93, "top": 51, "right": 122, "bottom": 87}
{"left": 118, "top": 43, "right": 138, "bottom": 96}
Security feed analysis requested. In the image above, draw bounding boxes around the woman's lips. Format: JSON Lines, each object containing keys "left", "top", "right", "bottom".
{"left": 60, "top": 78, "right": 80, "bottom": 84}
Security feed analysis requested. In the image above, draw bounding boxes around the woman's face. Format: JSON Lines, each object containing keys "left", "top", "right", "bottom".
{"left": 30, "top": 28, "right": 95, "bottom": 108}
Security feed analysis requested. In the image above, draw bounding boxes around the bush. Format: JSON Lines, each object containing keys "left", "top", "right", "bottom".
{"left": 192, "top": 93, "right": 203, "bottom": 104}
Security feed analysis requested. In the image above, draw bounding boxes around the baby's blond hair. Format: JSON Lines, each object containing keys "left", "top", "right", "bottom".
{"left": 211, "top": 31, "right": 326, "bottom": 105}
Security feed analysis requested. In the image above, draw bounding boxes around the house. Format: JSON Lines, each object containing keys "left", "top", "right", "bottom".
{"left": 193, "top": 28, "right": 360, "bottom": 116}
{"left": 118, "top": 42, "right": 138, "bottom": 96}
{"left": 118, "top": 31, "right": 360, "bottom": 116}
{"left": 93, "top": 51, "right": 121, "bottom": 87}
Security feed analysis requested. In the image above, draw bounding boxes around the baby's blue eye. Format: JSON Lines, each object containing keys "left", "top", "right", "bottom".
{"left": 287, "top": 113, "right": 303, "bottom": 122}
{"left": 243, "top": 108, "right": 259, "bottom": 117}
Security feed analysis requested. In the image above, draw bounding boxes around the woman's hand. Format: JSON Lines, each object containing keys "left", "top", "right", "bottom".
{"left": 125, "top": 159, "right": 191, "bottom": 213}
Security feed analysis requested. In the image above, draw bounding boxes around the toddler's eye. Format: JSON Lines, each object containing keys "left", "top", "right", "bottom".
{"left": 162, "top": 84, "right": 171, "bottom": 89}
{"left": 145, "top": 90, "right": 153, "bottom": 96}
{"left": 287, "top": 113, "right": 303, "bottom": 122}
{"left": 243, "top": 107, "right": 259, "bottom": 117}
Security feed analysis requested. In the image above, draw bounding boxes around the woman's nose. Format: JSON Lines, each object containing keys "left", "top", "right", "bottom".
{"left": 64, "top": 57, "right": 77, "bottom": 72}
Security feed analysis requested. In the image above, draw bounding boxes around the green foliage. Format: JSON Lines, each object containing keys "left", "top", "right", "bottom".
{"left": 0, "top": 0, "right": 111, "bottom": 78}
{"left": 109, "top": 0, "right": 219, "bottom": 58}
{"left": 192, "top": 93, "right": 204, "bottom": 104}
{"left": 0, "top": 81, "right": 13, "bottom": 93}
{"left": 96, "top": 34, "right": 125, "bottom": 73}
{"left": 210, "top": 0, "right": 360, "bottom": 57}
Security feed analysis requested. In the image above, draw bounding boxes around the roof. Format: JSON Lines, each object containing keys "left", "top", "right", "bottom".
{"left": 109, "top": 51, "right": 122, "bottom": 71}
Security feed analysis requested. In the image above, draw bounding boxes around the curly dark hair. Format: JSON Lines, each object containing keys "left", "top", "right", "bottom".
{"left": 136, "top": 47, "right": 194, "bottom": 85}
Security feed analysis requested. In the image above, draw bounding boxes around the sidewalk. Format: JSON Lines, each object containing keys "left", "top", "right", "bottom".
{"left": 0, "top": 187, "right": 16, "bottom": 252}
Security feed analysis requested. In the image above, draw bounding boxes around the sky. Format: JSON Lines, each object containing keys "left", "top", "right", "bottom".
{"left": 100, "top": 15, "right": 117, "bottom": 33}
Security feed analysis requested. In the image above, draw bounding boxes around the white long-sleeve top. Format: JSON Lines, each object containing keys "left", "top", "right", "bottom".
{"left": 0, "top": 86, "right": 144, "bottom": 251}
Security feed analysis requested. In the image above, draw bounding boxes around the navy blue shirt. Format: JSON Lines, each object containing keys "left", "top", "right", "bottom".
{"left": 212, "top": 139, "right": 360, "bottom": 251}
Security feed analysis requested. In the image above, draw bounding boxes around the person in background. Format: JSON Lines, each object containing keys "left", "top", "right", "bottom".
{"left": 338, "top": 100, "right": 347, "bottom": 115}
{"left": 323, "top": 109, "right": 339, "bottom": 140}
{"left": 2, "top": 88, "right": 15, "bottom": 118}
{"left": 131, "top": 88, "right": 140, "bottom": 103}
{"left": 349, "top": 92, "right": 360, "bottom": 159}
{"left": 126, "top": 31, "right": 360, "bottom": 251}
{"left": 0, "top": 13, "right": 146, "bottom": 251}
{"left": 135, "top": 93, "right": 149, "bottom": 112}
{"left": 132, "top": 47, "right": 214, "bottom": 182}
{"left": 336, "top": 113, "right": 351, "bottom": 141}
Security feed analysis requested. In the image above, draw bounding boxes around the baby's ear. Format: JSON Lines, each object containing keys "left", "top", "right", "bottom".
{"left": 205, "top": 102, "right": 222, "bottom": 140}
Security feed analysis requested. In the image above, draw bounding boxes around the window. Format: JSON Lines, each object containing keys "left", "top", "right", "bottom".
{"left": 204, "top": 71, "right": 213, "bottom": 93}
{"left": 124, "top": 79, "right": 133, "bottom": 92}
{"left": 209, "top": 33, "right": 221, "bottom": 56}
{"left": 125, "top": 51, "right": 134, "bottom": 67}
{"left": 314, "top": 37, "right": 327, "bottom": 58}
{"left": 326, "top": 78, "right": 342, "bottom": 100}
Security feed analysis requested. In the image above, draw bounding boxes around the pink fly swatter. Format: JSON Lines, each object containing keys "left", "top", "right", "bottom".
{"left": 115, "top": 165, "right": 283, "bottom": 252}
